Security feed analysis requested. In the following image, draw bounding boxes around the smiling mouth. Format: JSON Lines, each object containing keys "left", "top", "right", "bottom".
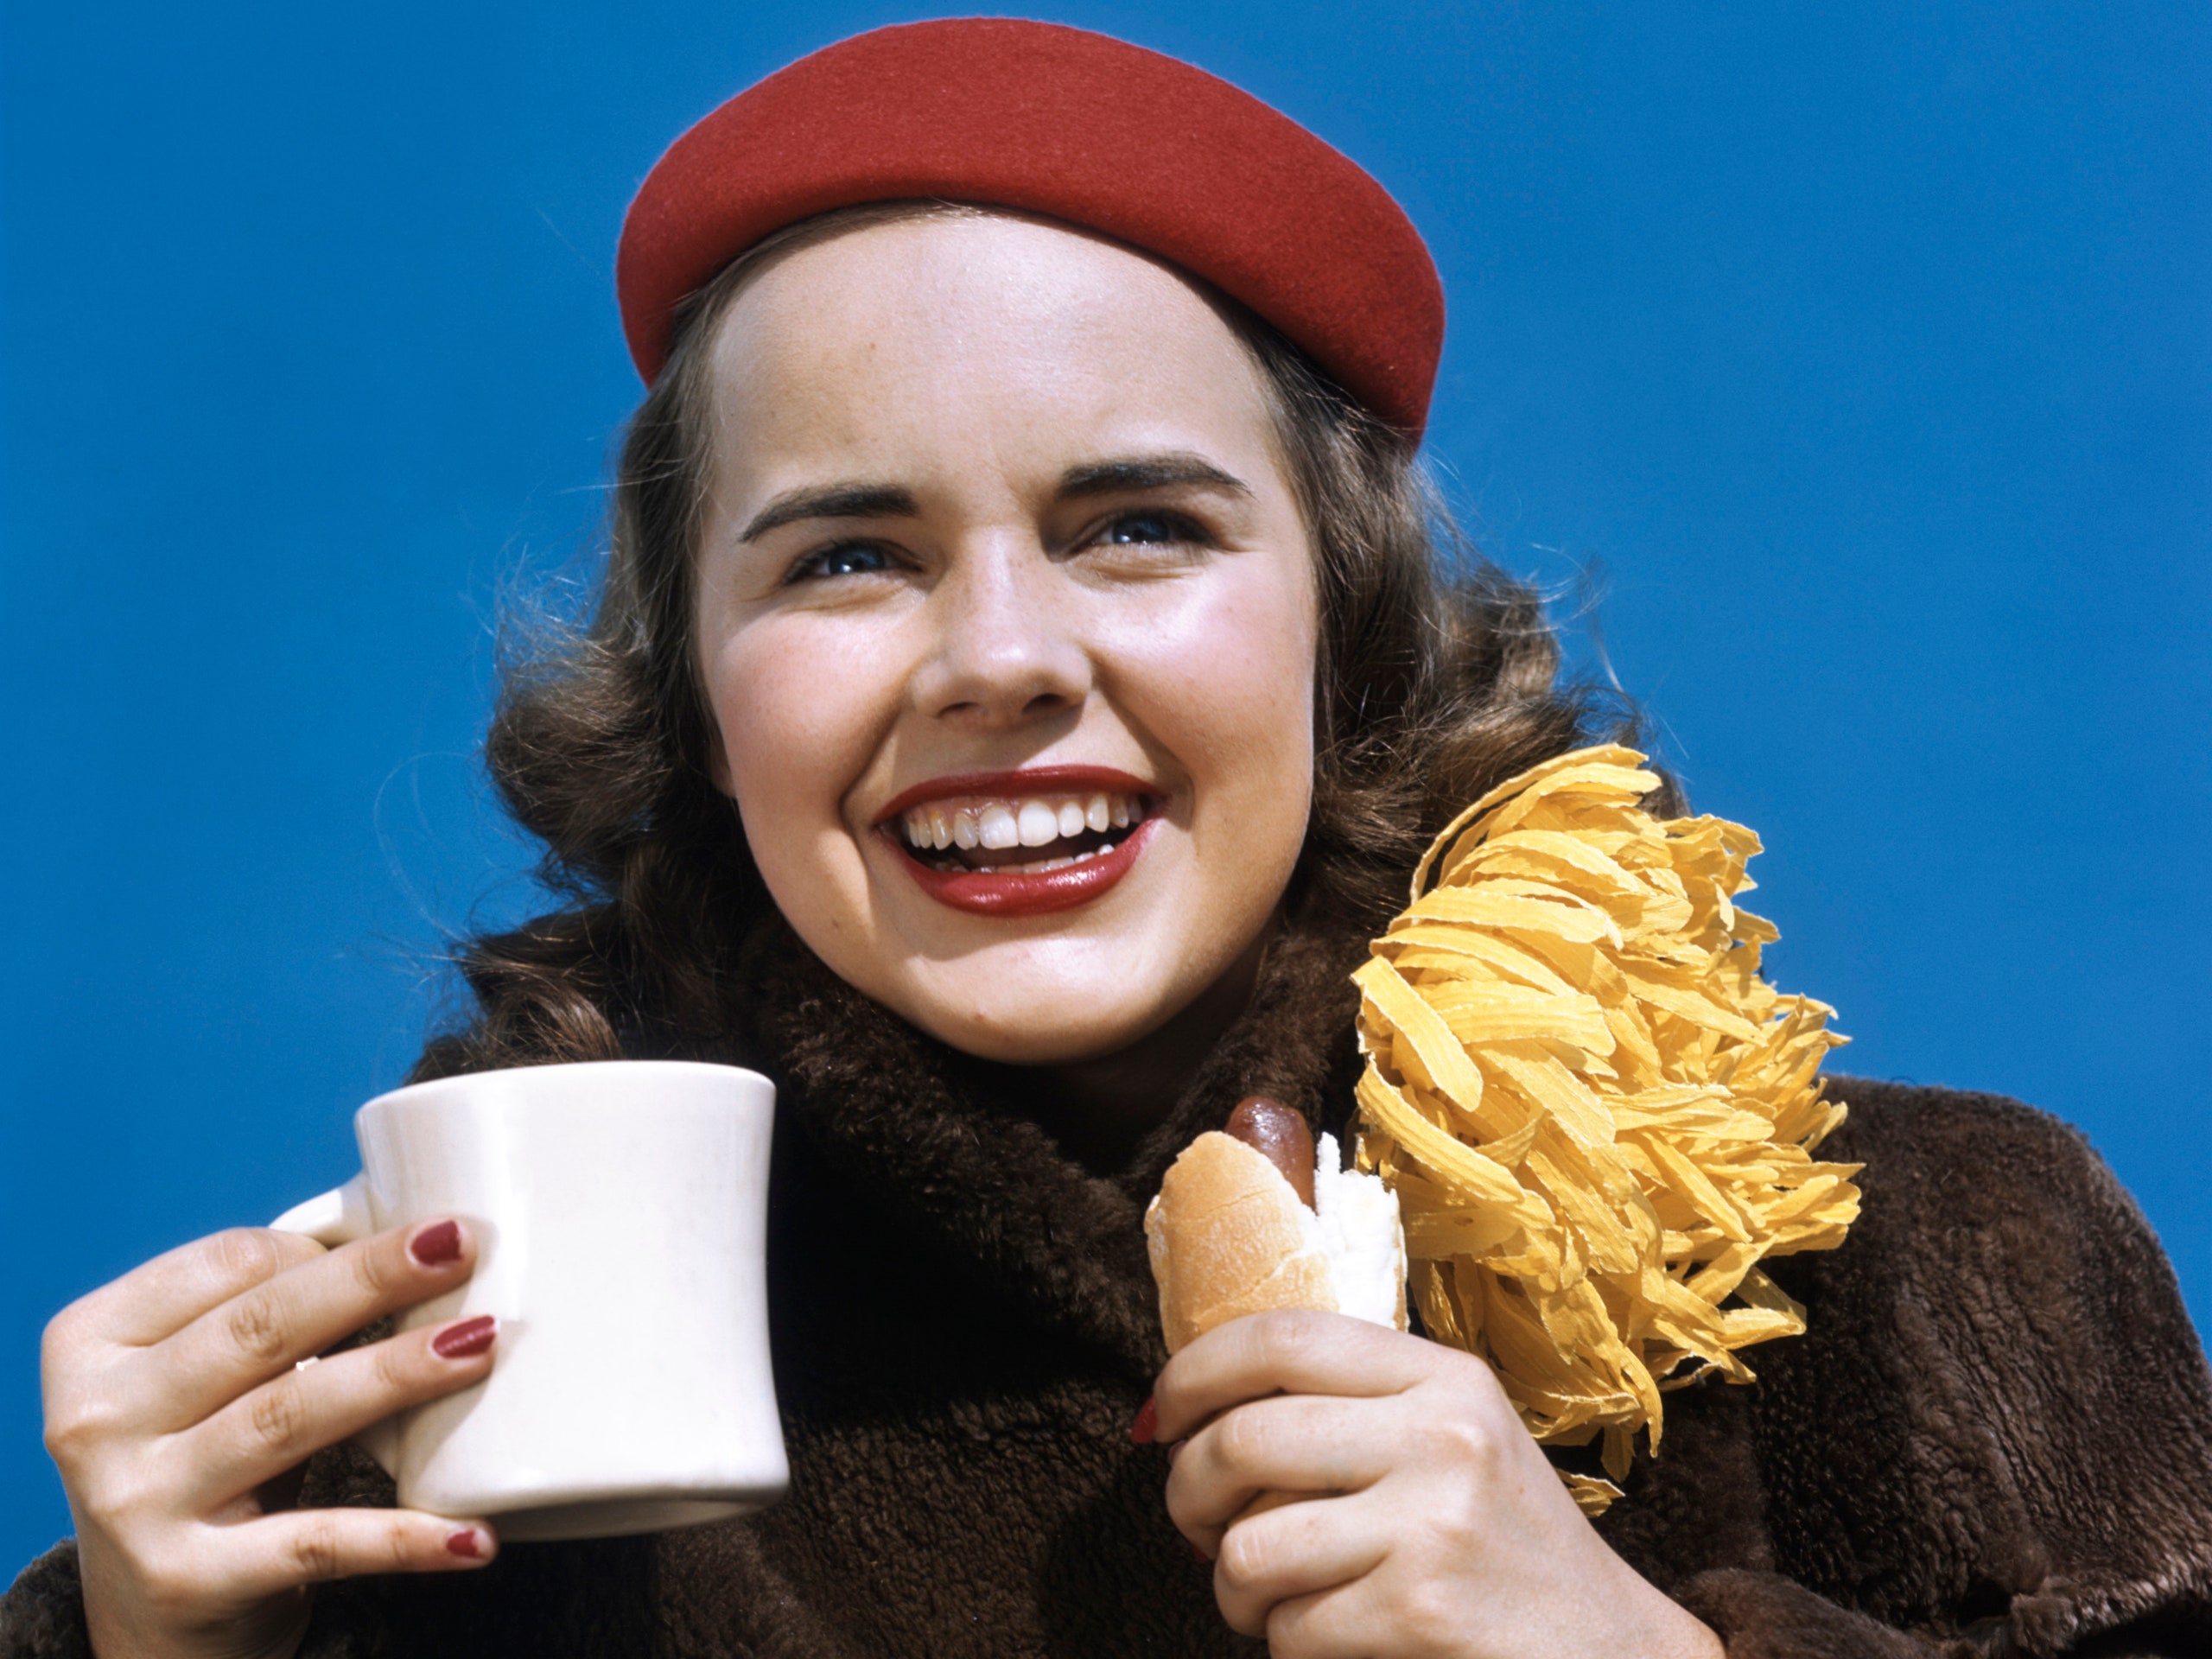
{"left": 891, "top": 789, "right": 1154, "bottom": 874}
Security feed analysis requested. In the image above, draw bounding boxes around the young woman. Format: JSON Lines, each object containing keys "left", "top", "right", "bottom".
{"left": 11, "top": 21, "right": 2210, "bottom": 1659}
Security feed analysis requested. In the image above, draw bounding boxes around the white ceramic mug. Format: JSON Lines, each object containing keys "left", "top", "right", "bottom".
{"left": 272, "top": 1059, "right": 787, "bottom": 1542}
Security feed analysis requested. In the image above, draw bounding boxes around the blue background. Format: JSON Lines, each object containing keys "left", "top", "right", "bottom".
{"left": 3, "top": 1, "right": 2205, "bottom": 1572}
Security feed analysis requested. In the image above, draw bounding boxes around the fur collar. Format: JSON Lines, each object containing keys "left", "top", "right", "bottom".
{"left": 724, "top": 908, "right": 1374, "bottom": 1372}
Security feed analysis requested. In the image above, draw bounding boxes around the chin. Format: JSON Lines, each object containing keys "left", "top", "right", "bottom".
{"left": 891, "top": 977, "right": 1185, "bottom": 1067}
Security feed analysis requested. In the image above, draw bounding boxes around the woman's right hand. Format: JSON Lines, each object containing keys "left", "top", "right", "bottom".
{"left": 41, "top": 1219, "right": 501, "bottom": 1659}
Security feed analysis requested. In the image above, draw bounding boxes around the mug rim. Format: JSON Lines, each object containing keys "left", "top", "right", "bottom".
{"left": 360, "top": 1058, "right": 774, "bottom": 1120}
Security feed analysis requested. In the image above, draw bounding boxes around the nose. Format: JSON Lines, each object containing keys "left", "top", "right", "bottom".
{"left": 909, "top": 537, "right": 1091, "bottom": 727}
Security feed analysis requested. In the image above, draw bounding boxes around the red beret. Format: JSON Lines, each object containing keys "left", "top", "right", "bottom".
{"left": 616, "top": 18, "right": 1444, "bottom": 438}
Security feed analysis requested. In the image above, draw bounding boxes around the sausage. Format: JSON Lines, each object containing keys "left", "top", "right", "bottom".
{"left": 1224, "top": 1096, "right": 1315, "bottom": 1209}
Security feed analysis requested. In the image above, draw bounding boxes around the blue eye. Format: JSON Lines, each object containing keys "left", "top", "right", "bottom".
{"left": 1098, "top": 512, "right": 1198, "bottom": 546}
{"left": 787, "top": 542, "right": 896, "bottom": 583}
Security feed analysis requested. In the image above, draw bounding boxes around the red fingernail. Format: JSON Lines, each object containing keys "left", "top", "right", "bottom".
{"left": 410, "top": 1220, "right": 462, "bottom": 1266}
{"left": 445, "top": 1527, "right": 482, "bottom": 1560}
{"left": 1130, "top": 1395, "right": 1157, "bottom": 1445}
{"left": 432, "top": 1315, "right": 497, "bottom": 1359}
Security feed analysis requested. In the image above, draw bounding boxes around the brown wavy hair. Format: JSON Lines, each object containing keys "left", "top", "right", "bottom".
{"left": 419, "top": 204, "right": 1653, "bottom": 1077}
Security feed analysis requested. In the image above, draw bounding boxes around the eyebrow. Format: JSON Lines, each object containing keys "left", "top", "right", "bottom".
{"left": 740, "top": 483, "right": 920, "bottom": 543}
{"left": 736, "top": 452, "right": 1251, "bottom": 543}
{"left": 1057, "top": 453, "right": 1252, "bottom": 500}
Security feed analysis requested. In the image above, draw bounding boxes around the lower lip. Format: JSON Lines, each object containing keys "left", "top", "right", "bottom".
{"left": 889, "top": 817, "right": 1162, "bottom": 918}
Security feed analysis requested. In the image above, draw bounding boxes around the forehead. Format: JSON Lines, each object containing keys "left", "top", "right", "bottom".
{"left": 701, "top": 213, "right": 1280, "bottom": 482}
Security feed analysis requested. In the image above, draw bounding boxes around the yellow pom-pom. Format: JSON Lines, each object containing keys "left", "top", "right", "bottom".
{"left": 1354, "top": 745, "right": 1859, "bottom": 1512}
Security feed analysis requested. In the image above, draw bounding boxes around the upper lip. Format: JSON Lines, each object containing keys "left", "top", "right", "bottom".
{"left": 872, "top": 766, "right": 1160, "bottom": 827}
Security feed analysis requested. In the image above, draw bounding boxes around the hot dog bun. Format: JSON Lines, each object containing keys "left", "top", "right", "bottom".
{"left": 1145, "top": 1128, "right": 1408, "bottom": 1355}
{"left": 1146, "top": 1132, "right": 1337, "bottom": 1353}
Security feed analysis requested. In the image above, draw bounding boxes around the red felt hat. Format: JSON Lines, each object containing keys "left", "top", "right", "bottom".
{"left": 616, "top": 18, "right": 1444, "bottom": 437}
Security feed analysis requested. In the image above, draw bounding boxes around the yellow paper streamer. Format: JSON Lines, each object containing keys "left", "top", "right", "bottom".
{"left": 1354, "top": 746, "right": 1860, "bottom": 1515}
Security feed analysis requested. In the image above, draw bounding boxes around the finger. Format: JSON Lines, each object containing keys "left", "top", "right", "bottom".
{"left": 152, "top": 1220, "right": 477, "bottom": 1428}
{"left": 206, "top": 1507, "right": 499, "bottom": 1603}
{"left": 1210, "top": 1490, "right": 1389, "bottom": 1640}
{"left": 178, "top": 1314, "right": 498, "bottom": 1508}
{"left": 1153, "top": 1310, "right": 1438, "bottom": 1442}
{"left": 1165, "top": 1394, "right": 1394, "bottom": 1539}
{"left": 60, "top": 1229, "right": 327, "bottom": 1349}
{"left": 1259, "top": 1573, "right": 1387, "bottom": 1659}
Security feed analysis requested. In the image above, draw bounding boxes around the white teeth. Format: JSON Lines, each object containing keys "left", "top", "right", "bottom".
{"left": 899, "top": 790, "right": 1148, "bottom": 858}
{"left": 1016, "top": 801, "right": 1059, "bottom": 847}
{"left": 1033, "top": 844, "right": 1110, "bottom": 873}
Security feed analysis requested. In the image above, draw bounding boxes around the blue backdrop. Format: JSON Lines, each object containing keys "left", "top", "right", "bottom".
{"left": 3, "top": 2, "right": 2205, "bottom": 1572}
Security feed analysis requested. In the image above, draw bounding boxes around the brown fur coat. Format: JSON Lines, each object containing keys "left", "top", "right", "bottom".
{"left": 8, "top": 911, "right": 2212, "bottom": 1657}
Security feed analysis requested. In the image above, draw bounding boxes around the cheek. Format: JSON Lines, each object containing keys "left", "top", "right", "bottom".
{"left": 706, "top": 624, "right": 887, "bottom": 877}
{"left": 1117, "top": 560, "right": 1319, "bottom": 791}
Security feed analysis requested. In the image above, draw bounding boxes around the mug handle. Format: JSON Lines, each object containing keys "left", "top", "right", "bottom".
{"left": 271, "top": 1173, "right": 372, "bottom": 1246}
{"left": 271, "top": 1173, "right": 398, "bottom": 1475}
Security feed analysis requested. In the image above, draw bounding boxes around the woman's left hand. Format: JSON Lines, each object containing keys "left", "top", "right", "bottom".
{"left": 1154, "top": 1310, "right": 1725, "bottom": 1659}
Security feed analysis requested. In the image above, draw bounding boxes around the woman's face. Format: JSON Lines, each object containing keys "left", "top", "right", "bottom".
{"left": 692, "top": 213, "right": 1319, "bottom": 1065}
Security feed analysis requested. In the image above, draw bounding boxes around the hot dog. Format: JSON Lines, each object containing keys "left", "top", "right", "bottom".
{"left": 1224, "top": 1096, "right": 1316, "bottom": 1207}
{"left": 1144, "top": 1096, "right": 1407, "bottom": 1356}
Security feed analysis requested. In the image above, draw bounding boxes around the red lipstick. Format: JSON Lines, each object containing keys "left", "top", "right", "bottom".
{"left": 874, "top": 766, "right": 1163, "bottom": 918}
{"left": 893, "top": 817, "right": 1160, "bottom": 916}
